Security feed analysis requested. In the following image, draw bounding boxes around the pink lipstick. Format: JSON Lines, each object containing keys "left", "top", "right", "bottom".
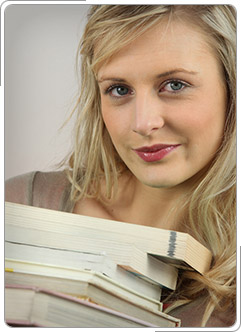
{"left": 134, "top": 144, "right": 180, "bottom": 162}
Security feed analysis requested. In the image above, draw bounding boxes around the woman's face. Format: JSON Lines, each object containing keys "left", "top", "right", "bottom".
{"left": 98, "top": 19, "right": 226, "bottom": 189}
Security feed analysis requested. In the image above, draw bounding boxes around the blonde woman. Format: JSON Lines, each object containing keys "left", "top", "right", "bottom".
{"left": 6, "top": 5, "right": 236, "bottom": 327}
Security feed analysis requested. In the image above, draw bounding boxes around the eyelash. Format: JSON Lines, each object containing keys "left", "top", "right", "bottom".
{"left": 104, "top": 80, "right": 190, "bottom": 99}
{"left": 160, "top": 80, "right": 190, "bottom": 93}
{"left": 104, "top": 84, "right": 132, "bottom": 98}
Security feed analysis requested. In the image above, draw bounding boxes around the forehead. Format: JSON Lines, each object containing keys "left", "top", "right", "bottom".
{"left": 97, "top": 19, "right": 216, "bottom": 78}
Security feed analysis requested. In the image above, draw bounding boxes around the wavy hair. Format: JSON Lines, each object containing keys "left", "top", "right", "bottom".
{"left": 66, "top": 5, "right": 236, "bottom": 326}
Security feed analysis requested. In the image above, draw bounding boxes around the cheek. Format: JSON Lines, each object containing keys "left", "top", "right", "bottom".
{"left": 179, "top": 97, "right": 226, "bottom": 156}
{"left": 183, "top": 83, "right": 225, "bottom": 130}
{"left": 198, "top": 97, "right": 226, "bottom": 143}
{"left": 101, "top": 101, "right": 114, "bottom": 133}
{"left": 101, "top": 103, "right": 130, "bottom": 143}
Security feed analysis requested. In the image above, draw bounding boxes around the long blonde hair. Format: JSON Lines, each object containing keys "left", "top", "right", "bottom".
{"left": 66, "top": 5, "right": 236, "bottom": 326}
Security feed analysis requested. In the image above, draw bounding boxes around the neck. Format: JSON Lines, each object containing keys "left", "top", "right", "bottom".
{"left": 130, "top": 178, "right": 189, "bottom": 229}
{"left": 109, "top": 172, "right": 191, "bottom": 230}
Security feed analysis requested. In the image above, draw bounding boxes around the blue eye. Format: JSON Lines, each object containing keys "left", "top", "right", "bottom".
{"left": 114, "top": 86, "right": 129, "bottom": 96}
{"left": 160, "top": 80, "right": 188, "bottom": 93}
{"left": 106, "top": 85, "right": 132, "bottom": 98}
{"left": 169, "top": 81, "right": 184, "bottom": 91}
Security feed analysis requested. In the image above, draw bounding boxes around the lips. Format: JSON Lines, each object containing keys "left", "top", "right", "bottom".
{"left": 133, "top": 144, "right": 180, "bottom": 162}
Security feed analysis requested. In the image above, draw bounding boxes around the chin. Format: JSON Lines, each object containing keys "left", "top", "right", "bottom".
{"left": 138, "top": 176, "right": 179, "bottom": 189}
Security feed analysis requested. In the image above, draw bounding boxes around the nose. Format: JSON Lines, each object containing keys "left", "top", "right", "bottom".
{"left": 131, "top": 91, "right": 165, "bottom": 136}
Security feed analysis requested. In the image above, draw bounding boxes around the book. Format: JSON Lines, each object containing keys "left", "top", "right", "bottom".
{"left": 5, "top": 240, "right": 176, "bottom": 290}
{"left": 5, "top": 202, "right": 212, "bottom": 274}
{"left": 5, "top": 260, "right": 164, "bottom": 315}
{"left": 5, "top": 241, "right": 163, "bottom": 300}
{"left": 5, "top": 284, "right": 180, "bottom": 327}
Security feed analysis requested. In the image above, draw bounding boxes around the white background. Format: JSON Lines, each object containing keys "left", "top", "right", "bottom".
{"left": 5, "top": 4, "right": 90, "bottom": 179}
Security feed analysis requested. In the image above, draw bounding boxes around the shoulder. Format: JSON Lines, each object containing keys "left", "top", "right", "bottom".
{"left": 5, "top": 171, "right": 37, "bottom": 206}
{"left": 5, "top": 170, "right": 72, "bottom": 211}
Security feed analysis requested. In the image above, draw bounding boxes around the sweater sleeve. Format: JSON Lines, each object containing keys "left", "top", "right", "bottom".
{"left": 31, "top": 171, "right": 72, "bottom": 211}
{"left": 5, "top": 171, "right": 72, "bottom": 212}
{"left": 5, "top": 172, "right": 37, "bottom": 206}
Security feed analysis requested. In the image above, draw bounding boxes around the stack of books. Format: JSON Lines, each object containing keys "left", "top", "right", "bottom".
{"left": 5, "top": 202, "right": 212, "bottom": 327}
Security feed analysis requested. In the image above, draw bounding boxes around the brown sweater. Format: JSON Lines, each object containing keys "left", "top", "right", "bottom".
{"left": 5, "top": 171, "right": 74, "bottom": 212}
{"left": 5, "top": 171, "right": 236, "bottom": 328}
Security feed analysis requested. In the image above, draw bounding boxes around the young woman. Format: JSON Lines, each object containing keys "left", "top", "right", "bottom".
{"left": 6, "top": 5, "right": 236, "bottom": 327}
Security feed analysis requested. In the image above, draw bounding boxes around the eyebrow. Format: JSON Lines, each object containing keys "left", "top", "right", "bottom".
{"left": 157, "top": 69, "right": 198, "bottom": 78}
{"left": 98, "top": 68, "right": 198, "bottom": 83}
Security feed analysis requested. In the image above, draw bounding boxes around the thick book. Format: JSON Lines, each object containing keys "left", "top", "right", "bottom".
{"left": 5, "top": 241, "right": 162, "bottom": 300}
{"left": 5, "top": 240, "right": 176, "bottom": 290}
{"left": 5, "top": 284, "right": 181, "bottom": 327}
{"left": 5, "top": 202, "right": 212, "bottom": 274}
{"left": 5, "top": 261, "right": 164, "bottom": 317}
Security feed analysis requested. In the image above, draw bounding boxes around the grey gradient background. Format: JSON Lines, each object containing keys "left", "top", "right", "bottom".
{"left": 5, "top": 4, "right": 90, "bottom": 179}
